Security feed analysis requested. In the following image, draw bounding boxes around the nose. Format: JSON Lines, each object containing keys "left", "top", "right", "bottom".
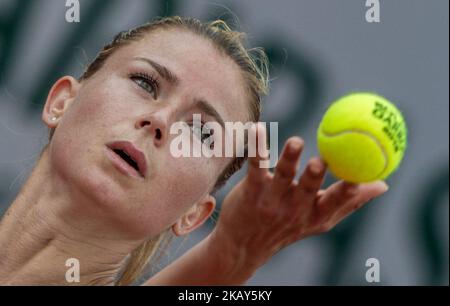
{"left": 135, "top": 111, "right": 168, "bottom": 147}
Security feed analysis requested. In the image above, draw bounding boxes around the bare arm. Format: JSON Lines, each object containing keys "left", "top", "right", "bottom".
{"left": 143, "top": 231, "right": 256, "bottom": 286}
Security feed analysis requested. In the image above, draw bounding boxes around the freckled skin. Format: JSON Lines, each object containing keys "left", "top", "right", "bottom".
{"left": 49, "top": 29, "right": 249, "bottom": 238}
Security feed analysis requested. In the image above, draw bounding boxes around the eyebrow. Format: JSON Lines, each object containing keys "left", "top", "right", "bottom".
{"left": 134, "top": 57, "right": 225, "bottom": 128}
{"left": 195, "top": 99, "right": 226, "bottom": 128}
{"left": 134, "top": 57, "right": 179, "bottom": 85}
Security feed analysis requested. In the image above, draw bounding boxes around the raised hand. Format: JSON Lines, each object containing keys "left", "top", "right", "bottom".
{"left": 212, "top": 123, "right": 389, "bottom": 270}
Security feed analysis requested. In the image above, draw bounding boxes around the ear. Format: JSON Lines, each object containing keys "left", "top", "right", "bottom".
{"left": 42, "top": 76, "right": 80, "bottom": 128}
{"left": 171, "top": 195, "right": 216, "bottom": 236}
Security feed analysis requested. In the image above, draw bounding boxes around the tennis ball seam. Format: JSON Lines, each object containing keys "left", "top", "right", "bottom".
{"left": 320, "top": 129, "right": 389, "bottom": 181}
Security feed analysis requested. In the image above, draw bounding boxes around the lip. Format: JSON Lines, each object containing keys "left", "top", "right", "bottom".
{"left": 105, "top": 141, "right": 147, "bottom": 178}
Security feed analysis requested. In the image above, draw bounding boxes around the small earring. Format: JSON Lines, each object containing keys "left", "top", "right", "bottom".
{"left": 50, "top": 116, "right": 57, "bottom": 122}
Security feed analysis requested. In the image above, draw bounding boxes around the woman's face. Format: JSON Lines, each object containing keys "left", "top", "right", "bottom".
{"left": 46, "top": 29, "right": 249, "bottom": 238}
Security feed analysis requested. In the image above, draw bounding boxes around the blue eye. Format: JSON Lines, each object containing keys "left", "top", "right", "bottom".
{"left": 130, "top": 73, "right": 159, "bottom": 99}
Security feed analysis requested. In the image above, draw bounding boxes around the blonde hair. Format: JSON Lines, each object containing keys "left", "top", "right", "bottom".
{"left": 50, "top": 16, "right": 270, "bottom": 285}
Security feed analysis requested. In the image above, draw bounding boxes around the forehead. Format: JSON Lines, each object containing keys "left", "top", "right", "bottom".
{"left": 106, "top": 29, "right": 250, "bottom": 123}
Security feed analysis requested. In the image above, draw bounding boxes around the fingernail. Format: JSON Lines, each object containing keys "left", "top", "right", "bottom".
{"left": 309, "top": 162, "right": 322, "bottom": 176}
{"left": 380, "top": 181, "right": 389, "bottom": 192}
{"left": 289, "top": 141, "right": 301, "bottom": 154}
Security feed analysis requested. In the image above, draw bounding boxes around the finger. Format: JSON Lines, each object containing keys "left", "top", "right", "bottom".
{"left": 315, "top": 180, "right": 360, "bottom": 216}
{"left": 271, "top": 137, "right": 304, "bottom": 196}
{"left": 316, "top": 180, "right": 388, "bottom": 218}
{"left": 317, "top": 189, "right": 326, "bottom": 198}
{"left": 294, "top": 157, "right": 327, "bottom": 206}
{"left": 247, "top": 123, "right": 269, "bottom": 184}
{"left": 330, "top": 180, "right": 389, "bottom": 222}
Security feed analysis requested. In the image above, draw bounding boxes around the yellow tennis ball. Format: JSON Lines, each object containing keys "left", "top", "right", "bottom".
{"left": 317, "top": 92, "right": 408, "bottom": 183}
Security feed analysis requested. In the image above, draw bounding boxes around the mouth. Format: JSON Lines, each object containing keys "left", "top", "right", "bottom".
{"left": 105, "top": 141, "right": 147, "bottom": 178}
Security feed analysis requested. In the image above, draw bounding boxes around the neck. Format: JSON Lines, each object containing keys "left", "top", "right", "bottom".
{"left": 0, "top": 148, "right": 144, "bottom": 285}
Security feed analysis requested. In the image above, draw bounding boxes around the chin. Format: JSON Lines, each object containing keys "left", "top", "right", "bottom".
{"left": 58, "top": 161, "right": 126, "bottom": 213}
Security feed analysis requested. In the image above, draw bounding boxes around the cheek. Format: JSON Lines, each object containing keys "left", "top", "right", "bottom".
{"left": 47, "top": 79, "right": 138, "bottom": 207}
{"left": 50, "top": 75, "right": 136, "bottom": 167}
{"left": 164, "top": 155, "right": 218, "bottom": 202}
{"left": 71, "top": 73, "right": 139, "bottom": 128}
{"left": 49, "top": 91, "right": 106, "bottom": 176}
{"left": 73, "top": 83, "right": 123, "bottom": 126}
{"left": 135, "top": 156, "right": 220, "bottom": 235}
